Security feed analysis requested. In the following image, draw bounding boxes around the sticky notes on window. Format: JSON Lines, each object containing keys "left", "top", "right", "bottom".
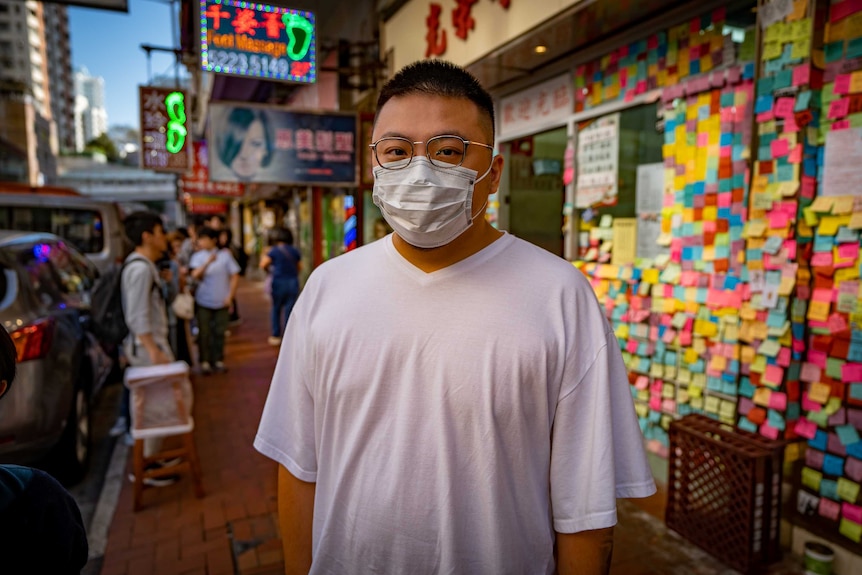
{"left": 840, "top": 518, "right": 862, "bottom": 543}
{"left": 803, "top": 466, "right": 823, "bottom": 491}
{"left": 838, "top": 477, "right": 862, "bottom": 503}
{"left": 843, "top": 363, "right": 862, "bottom": 382}
{"left": 809, "top": 382, "right": 832, "bottom": 404}
{"left": 829, "top": 97, "right": 850, "bottom": 119}
{"left": 836, "top": 424, "right": 861, "bottom": 446}
{"left": 820, "top": 497, "right": 841, "bottom": 520}
{"left": 795, "top": 417, "right": 818, "bottom": 439}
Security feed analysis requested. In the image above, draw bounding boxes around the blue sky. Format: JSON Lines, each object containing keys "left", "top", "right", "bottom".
{"left": 69, "top": 0, "right": 185, "bottom": 129}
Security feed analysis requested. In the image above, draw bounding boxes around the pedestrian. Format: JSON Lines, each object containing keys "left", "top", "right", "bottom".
{"left": 121, "top": 211, "right": 179, "bottom": 486}
{"left": 219, "top": 227, "right": 247, "bottom": 326}
{"left": 0, "top": 326, "right": 89, "bottom": 575}
{"left": 254, "top": 60, "right": 655, "bottom": 575}
{"left": 258, "top": 227, "right": 301, "bottom": 346}
{"left": 166, "top": 230, "right": 193, "bottom": 365}
{"left": 189, "top": 226, "right": 240, "bottom": 374}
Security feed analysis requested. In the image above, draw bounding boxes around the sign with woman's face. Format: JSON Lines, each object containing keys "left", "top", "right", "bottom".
{"left": 208, "top": 103, "right": 357, "bottom": 186}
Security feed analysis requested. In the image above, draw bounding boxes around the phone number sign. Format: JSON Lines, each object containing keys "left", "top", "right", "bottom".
{"left": 200, "top": 0, "right": 316, "bottom": 83}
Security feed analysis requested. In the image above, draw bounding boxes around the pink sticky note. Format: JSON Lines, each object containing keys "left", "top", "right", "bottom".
{"left": 764, "top": 364, "right": 784, "bottom": 385}
{"left": 820, "top": 498, "right": 841, "bottom": 520}
{"left": 828, "top": 313, "right": 849, "bottom": 333}
{"left": 811, "top": 252, "right": 834, "bottom": 267}
{"left": 757, "top": 111, "right": 775, "bottom": 123}
{"left": 829, "top": 97, "right": 850, "bottom": 119}
{"left": 793, "top": 64, "right": 810, "bottom": 87}
{"left": 697, "top": 132, "right": 709, "bottom": 146}
{"left": 847, "top": 458, "right": 862, "bottom": 483}
{"left": 771, "top": 138, "right": 790, "bottom": 157}
{"left": 784, "top": 115, "right": 800, "bottom": 133}
{"left": 802, "top": 392, "right": 822, "bottom": 412}
{"left": 760, "top": 423, "right": 780, "bottom": 440}
{"left": 843, "top": 363, "right": 862, "bottom": 382}
{"left": 769, "top": 391, "right": 788, "bottom": 410}
{"left": 662, "top": 399, "right": 676, "bottom": 413}
{"left": 770, "top": 211, "right": 790, "bottom": 229}
{"left": 806, "top": 446, "right": 825, "bottom": 467}
{"left": 843, "top": 503, "right": 862, "bottom": 525}
{"left": 834, "top": 120, "right": 851, "bottom": 130}
{"left": 649, "top": 396, "right": 661, "bottom": 410}
{"left": 626, "top": 339, "right": 639, "bottom": 353}
{"left": 774, "top": 97, "right": 795, "bottom": 119}
{"left": 835, "top": 74, "right": 852, "bottom": 95}
{"left": 788, "top": 144, "right": 803, "bottom": 163}
{"left": 801, "top": 362, "right": 822, "bottom": 383}
{"left": 809, "top": 350, "right": 828, "bottom": 368}
{"left": 739, "top": 397, "right": 754, "bottom": 415}
{"left": 793, "top": 417, "right": 819, "bottom": 440}
{"left": 778, "top": 347, "right": 792, "bottom": 367}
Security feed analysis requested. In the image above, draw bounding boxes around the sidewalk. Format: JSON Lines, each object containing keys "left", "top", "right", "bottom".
{"left": 97, "top": 279, "right": 806, "bottom": 575}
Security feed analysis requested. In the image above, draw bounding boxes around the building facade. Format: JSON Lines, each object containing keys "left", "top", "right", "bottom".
{"left": 73, "top": 66, "right": 108, "bottom": 151}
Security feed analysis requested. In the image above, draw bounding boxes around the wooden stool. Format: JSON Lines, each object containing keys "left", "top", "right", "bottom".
{"left": 125, "top": 361, "right": 205, "bottom": 511}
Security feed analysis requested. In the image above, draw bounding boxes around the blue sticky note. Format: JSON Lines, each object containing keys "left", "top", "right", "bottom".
{"left": 773, "top": 69, "right": 793, "bottom": 90}
{"left": 847, "top": 442, "right": 862, "bottom": 460}
{"left": 825, "top": 41, "right": 845, "bottom": 63}
{"left": 796, "top": 90, "right": 812, "bottom": 111}
{"left": 777, "top": 165, "right": 795, "bottom": 182}
{"left": 743, "top": 62, "right": 755, "bottom": 79}
{"left": 787, "top": 402, "right": 800, "bottom": 420}
{"left": 810, "top": 430, "right": 829, "bottom": 451}
{"left": 755, "top": 95, "right": 774, "bottom": 114}
{"left": 849, "top": 342, "right": 862, "bottom": 363}
{"left": 757, "top": 76, "right": 774, "bottom": 96}
{"left": 837, "top": 425, "right": 861, "bottom": 446}
{"left": 768, "top": 409, "right": 785, "bottom": 431}
{"left": 738, "top": 417, "right": 758, "bottom": 433}
{"left": 848, "top": 37, "right": 862, "bottom": 60}
{"left": 821, "top": 478, "right": 838, "bottom": 500}
{"left": 739, "top": 378, "right": 755, "bottom": 398}
{"left": 823, "top": 454, "right": 845, "bottom": 477}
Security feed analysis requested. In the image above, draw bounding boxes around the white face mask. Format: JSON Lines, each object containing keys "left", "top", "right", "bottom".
{"left": 372, "top": 157, "right": 492, "bottom": 249}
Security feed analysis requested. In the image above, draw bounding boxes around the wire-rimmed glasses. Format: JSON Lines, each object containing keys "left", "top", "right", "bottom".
{"left": 369, "top": 135, "right": 494, "bottom": 170}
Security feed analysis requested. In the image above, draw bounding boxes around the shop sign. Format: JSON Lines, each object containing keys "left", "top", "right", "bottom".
{"left": 575, "top": 112, "right": 619, "bottom": 208}
{"left": 179, "top": 141, "right": 245, "bottom": 198}
{"left": 185, "top": 195, "right": 229, "bottom": 214}
{"left": 499, "top": 74, "right": 573, "bottom": 140}
{"left": 139, "top": 86, "right": 191, "bottom": 173}
{"left": 208, "top": 103, "right": 356, "bottom": 185}
{"left": 200, "top": 0, "right": 316, "bottom": 84}
{"left": 425, "top": 0, "right": 511, "bottom": 58}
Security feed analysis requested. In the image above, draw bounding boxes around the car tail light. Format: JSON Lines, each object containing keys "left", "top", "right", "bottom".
{"left": 10, "top": 318, "right": 54, "bottom": 362}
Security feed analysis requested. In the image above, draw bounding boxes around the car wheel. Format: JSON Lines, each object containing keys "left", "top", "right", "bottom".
{"left": 52, "top": 385, "right": 91, "bottom": 485}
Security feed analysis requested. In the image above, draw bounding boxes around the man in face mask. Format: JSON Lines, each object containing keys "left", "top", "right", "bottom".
{"left": 255, "top": 60, "right": 655, "bottom": 575}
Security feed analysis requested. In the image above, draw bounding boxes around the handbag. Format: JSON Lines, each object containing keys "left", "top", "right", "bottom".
{"left": 171, "top": 291, "right": 195, "bottom": 320}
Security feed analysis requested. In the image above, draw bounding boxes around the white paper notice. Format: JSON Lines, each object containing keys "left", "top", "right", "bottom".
{"left": 823, "top": 128, "right": 862, "bottom": 197}
{"left": 576, "top": 113, "right": 619, "bottom": 208}
{"left": 636, "top": 162, "right": 666, "bottom": 214}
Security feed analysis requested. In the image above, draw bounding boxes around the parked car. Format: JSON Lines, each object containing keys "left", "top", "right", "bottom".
{"left": 0, "top": 231, "right": 112, "bottom": 483}
{"left": 0, "top": 187, "right": 130, "bottom": 274}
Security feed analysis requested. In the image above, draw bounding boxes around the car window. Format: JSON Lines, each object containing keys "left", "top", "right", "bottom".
{"left": 48, "top": 241, "right": 96, "bottom": 296}
{"left": 0, "top": 206, "right": 105, "bottom": 254}
{"left": 17, "top": 243, "right": 66, "bottom": 308}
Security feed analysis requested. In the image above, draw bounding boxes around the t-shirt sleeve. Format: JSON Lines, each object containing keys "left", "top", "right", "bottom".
{"left": 550, "top": 329, "right": 656, "bottom": 533}
{"left": 254, "top": 297, "right": 317, "bottom": 482}
{"left": 121, "top": 260, "right": 154, "bottom": 337}
{"left": 226, "top": 252, "right": 241, "bottom": 275}
{"left": 189, "top": 251, "right": 205, "bottom": 270}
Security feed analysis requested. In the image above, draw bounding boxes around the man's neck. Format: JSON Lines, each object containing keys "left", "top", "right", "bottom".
{"left": 392, "top": 221, "right": 503, "bottom": 273}
{"left": 134, "top": 246, "right": 159, "bottom": 262}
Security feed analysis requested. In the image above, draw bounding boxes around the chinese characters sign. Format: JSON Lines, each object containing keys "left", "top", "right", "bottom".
{"left": 208, "top": 103, "right": 356, "bottom": 185}
{"left": 575, "top": 113, "right": 619, "bottom": 209}
{"left": 425, "top": 0, "right": 510, "bottom": 58}
{"left": 499, "top": 73, "right": 573, "bottom": 140}
{"left": 200, "top": 0, "right": 316, "bottom": 83}
{"left": 139, "top": 86, "right": 191, "bottom": 173}
{"left": 179, "top": 141, "right": 245, "bottom": 197}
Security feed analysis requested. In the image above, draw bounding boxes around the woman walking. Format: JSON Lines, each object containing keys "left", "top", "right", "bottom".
{"left": 190, "top": 227, "right": 240, "bottom": 373}
{"left": 259, "top": 228, "right": 301, "bottom": 346}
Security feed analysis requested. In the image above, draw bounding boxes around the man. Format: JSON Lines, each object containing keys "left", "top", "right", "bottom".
{"left": 122, "top": 211, "right": 177, "bottom": 485}
{"left": 255, "top": 60, "right": 655, "bottom": 575}
{"left": 0, "top": 316, "right": 89, "bottom": 574}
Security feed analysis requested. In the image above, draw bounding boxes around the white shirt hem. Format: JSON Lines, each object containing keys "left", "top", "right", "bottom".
{"left": 253, "top": 435, "right": 318, "bottom": 483}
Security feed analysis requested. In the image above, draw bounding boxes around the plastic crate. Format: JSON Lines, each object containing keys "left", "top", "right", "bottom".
{"left": 666, "top": 414, "right": 785, "bottom": 574}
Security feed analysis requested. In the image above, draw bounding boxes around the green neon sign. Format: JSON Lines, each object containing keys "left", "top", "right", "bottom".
{"left": 282, "top": 13, "right": 313, "bottom": 61}
{"left": 165, "top": 91, "right": 187, "bottom": 154}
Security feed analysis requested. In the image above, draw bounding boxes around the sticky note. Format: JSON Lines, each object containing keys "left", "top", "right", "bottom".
{"left": 802, "top": 466, "right": 823, "bottom": 491}
{"left": 822, "top": 478, "right": 839, "bottom": 500}
{"left": 836, "top": 424, "right": 861, "bottom": 446}
{"left": 820, "top": 497, "right": 841, "bottom": 520}
{"left": 829, "top": 97, "right": 851, "bottom": 119}
{"left": 795, "top": 417, "right": 818, "bottom": 439}
{"left": 840, "top": 518, "right": 862, "bottom": 543}
{"left": 809, "top": 382, "right": 832, "bottom": 404}
{"left": 824, "top": 454, "right": 845, "bottom": 476}
{"left": 838, "top": 477, "right": 861, "bottom": 503}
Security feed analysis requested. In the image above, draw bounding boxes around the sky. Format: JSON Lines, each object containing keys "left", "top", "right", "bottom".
{"left": 69, "top": 0, "right": 186, "bottom": 130}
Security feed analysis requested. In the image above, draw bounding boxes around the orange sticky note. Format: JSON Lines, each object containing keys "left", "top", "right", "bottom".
{"left": 809, "top": 382, "right": 832, "bottom": 404}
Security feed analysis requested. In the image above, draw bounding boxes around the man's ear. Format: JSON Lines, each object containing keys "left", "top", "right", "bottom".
{"left": 488, "top": 153, "right": 505, "bottom": 195}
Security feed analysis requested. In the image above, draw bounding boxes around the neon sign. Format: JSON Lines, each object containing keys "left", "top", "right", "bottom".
{"left": 165, "top": 92, "right": 187, "bottom": 154}
{"left": 200, "top": 0, "right": 316, "bottom": 83}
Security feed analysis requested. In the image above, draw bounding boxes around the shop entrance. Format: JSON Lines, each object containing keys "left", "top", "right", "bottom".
{"left": 507, "top": 126, "right": 567, "bottom": 257}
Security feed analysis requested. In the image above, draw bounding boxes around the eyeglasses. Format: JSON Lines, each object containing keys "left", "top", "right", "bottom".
{"left": 369, "top": 135, "right": 494, "bottom": 170}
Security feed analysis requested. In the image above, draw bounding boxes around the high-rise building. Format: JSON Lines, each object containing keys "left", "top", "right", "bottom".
{"left": 0, "top": 0, "right": 71, "bottom": 184}
{"left": 73, "top": 66, "right": 108, "bottom": 151}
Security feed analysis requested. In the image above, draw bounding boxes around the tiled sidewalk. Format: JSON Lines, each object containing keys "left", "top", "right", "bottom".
{"left": 97, "top": 279, "right": 805, "bottom": 575}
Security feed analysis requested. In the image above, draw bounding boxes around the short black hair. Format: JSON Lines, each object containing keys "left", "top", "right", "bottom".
{"left": 198, "top": 226, "right": 220, "bottom": 241}
{"left": 376, "top": 60, "right": 495, "bottom": 140}
{"left": 0, "top": 327, "right": 17, "bottom": 399}
{"left": 175, "top": 227, "right": 190, "bottom": 240}
{"left": 272, "top": 227, "right": 293, "bottom": 245}
{"left": 123, "top": 211, "right": 164, "bottom": 247}
{"left": 216, "top": 108, "right": 273, "bottom": 167}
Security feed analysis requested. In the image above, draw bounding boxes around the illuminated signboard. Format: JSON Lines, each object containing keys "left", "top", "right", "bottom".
{"left": 208, "top": 103, "right": 356, "bottom": 186}
{"left": 139, "top": 86, "right": 191, "bottom": 173}
{"left": 179, "top": 141, "right": 245, "bottom": 198}
{"left": 200, "top": 0, "right": 316, "bottom": 83}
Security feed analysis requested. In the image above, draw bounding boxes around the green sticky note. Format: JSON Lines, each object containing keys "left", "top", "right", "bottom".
{"left": 851, "top": 113, "right": 862, "bottom": 129}
{"left": 808, "top": 409, "right": 830, "bottom": 428}
{"left": 792, "top": 38, "right": 811, "bottom": 60}
{"left": 825, "top": 41, "right": 845, "bottom": 63}
{"left": 836, "top": 424, "right": 861, "bottom": 446}
{"left": 802, "top": 466, "right": 822, "bottom": 491}
{"left": 840, "top": 518, "right": 862, "bottom": 543}
{"left": 827, "top": 357, "right": 845, "bottom": 380}
{"left": 773, "top": 69, "right": 793, "bottom": 90}
{"left": 825, "top": 397, "right": 843, "bottom": 416}
{"left": 837, "top": 477, "right": 861, "bottom": 503}
{"left": 848, "top": 37, "right": 862, "bottom": 60}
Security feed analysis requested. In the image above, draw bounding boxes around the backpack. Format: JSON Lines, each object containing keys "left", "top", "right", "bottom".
{"left": 89, "top": 258, "right": 151, "bottom": 346}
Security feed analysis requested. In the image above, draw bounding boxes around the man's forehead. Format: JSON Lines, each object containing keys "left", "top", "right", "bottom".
{"left": 374, "top": 94, "right": 493, "bottom": 139}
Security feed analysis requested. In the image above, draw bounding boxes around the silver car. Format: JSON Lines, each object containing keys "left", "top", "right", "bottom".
{"left": 0, "top": 231, "right": 112, "bottom": 483}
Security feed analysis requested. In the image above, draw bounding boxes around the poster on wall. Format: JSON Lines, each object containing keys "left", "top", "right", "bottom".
{"left": 822, "top": 128, "right": 862, "bottom": 197}
{"left": 179, "top": 141, "right": 245, "bottom": 198}
{"left": 575, "top": 113, "right": 619, "bottom": 208}
{"left": 208, "top": 103, "right": 357, "bottom": 185}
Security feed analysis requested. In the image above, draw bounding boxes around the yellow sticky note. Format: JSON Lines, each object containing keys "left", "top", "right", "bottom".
{"left": 809, "top": 382, "right": 832, "bottom": 404}
{"left": 851, "top": 71, "right": 862, "bottom": 94}
{"left": 819, "top": 215, "right": 852, "bottom": 235}
{"left": 838, "top": 478, "right": 861, "bottom": 503}
{"left": 789, "top": 0, "right": 808, "bottom": 21}
{"left": 705, "top": 396, "right": 720, "bottom": 413}
{"left": 807, "top": 300, "right": 830, "bottom": 321}
{"left": 802, "top": 467, "right": 822, "bottom": 491}
{"left": 832, "top": 196, "right": 855, "bottom": 214}
{"left": 849, "top": 212, "right": 862, "bottom": 230}
{"left": 803, "top": 207, "right": 820, "bottom": 227}
{"left": 825, "top": 397, "right": 843, "bottom": 416}
{"left": 753, "top": 386, "right": 772, "bottom": 406}
{"left": 840, "top": 519, "right": 862, "bottom": 544}
{"left": 746, "top": 220, "right": 768, "bottom": 238}
{"left": 810, "top": 196, "right": 835, "bottom": 213}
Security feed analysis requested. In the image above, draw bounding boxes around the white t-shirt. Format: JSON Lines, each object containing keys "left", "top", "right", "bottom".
{"left": 189, "top": 248, "right": 240, "bottom": 309}
{"left": 255, "top": 233, "right": 655, "bottom": 574}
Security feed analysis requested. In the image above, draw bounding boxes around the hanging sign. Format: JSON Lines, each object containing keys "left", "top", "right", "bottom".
{"left": 139, "top": 86, "right": 191, "bottom": 173}
{"left": 499, "top": 73, "right": 573, "bottom": 140}
{"left": 200, "top": 0, "right": 316, "bottom": 83}
{"left": 575, "top": 113, "right": 619, "bottom": 208}
{"left": 179, "top": 141, "right": 245, "bottom": 197}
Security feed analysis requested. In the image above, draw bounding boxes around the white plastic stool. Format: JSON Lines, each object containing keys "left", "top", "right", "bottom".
{"left": 124, "top": 361, "right": 204, "bottom": 511}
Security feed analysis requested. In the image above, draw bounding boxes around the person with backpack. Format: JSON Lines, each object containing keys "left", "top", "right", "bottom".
{"left": 119, "top": 211, "right": 179, "bottom": 485}
{"left": 258, "top": 227, "right": 301, "bottom": 346}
